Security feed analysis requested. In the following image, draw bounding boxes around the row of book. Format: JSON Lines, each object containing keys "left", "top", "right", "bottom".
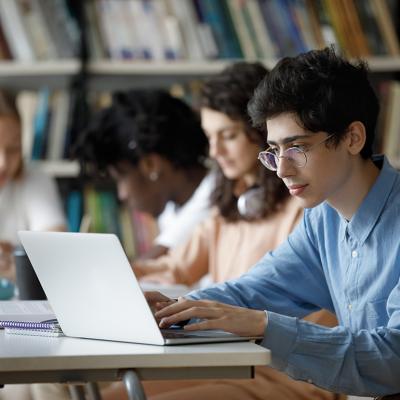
{"left": 17, "top": 84, "right": 201, "bottom": 162}
{"left": 17, "top": 88, "right": 91, "bottom": 161}
{"left": 66, "top": 187, "right": 159, "bottom": 260}
{"left": 0, "top": 0, "right": 79, "bottom": 62}
{"left": 377, "top": 80, "right": 400, "bottom": 168}
{"left": 1, "top": 0, "right": 399, "bottom": 63}
{"left": 74, "top": 0, "right": 400, "bottom": 60}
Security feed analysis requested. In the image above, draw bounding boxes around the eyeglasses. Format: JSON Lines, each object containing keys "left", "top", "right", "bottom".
{"left": 258, "top": 134, "right": 334, "bottom": 171}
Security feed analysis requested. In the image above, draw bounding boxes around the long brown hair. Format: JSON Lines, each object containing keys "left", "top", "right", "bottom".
{"left": 0, "top": 90, "right": 23, "bottom": 179}
{"left": 200, "top": 62, "right": 289, "bottom": 221}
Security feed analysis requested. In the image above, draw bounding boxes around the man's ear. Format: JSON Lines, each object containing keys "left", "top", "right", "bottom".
{"left": 346, "top": 121, "right": 366, "bottom": 155}
{"left": 138, "top": 154, "right": 164, "bottom": 182}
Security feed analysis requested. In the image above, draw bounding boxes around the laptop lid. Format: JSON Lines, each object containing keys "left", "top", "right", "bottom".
{"left": 18, "top": 231, "right": 251, "bottom": 346}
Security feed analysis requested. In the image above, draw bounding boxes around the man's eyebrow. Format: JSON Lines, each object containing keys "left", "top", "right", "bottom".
{"left": 267, "top": 134, "right": 311, "bottom": 146}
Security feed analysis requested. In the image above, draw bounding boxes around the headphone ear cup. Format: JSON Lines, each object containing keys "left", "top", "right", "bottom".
{"left": 237, "top": 187, "right": 264, "bottom": 219}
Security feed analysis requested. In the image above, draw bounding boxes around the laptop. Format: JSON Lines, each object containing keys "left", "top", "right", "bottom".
{"left": 18, "top": 231, "right": 258, "bottom": 345}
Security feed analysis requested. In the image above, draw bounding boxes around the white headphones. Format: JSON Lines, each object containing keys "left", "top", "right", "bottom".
{"left": 237, "top": 186, "right": 265, "bottom": 219}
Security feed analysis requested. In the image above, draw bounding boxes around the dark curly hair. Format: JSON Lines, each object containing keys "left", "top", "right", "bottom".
{"left": 75, "top": 89, "right": 208, "bottom": 172}
{"left": 200, "top": 62, "right": 289, "bottom": 221}
{"left": 248, "top": 47, "right": 379, "bottom": 159}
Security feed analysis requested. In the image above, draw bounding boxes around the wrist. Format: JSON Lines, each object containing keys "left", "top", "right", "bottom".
{"left": 255, "top": 310, "right": 268, "bottom": 336}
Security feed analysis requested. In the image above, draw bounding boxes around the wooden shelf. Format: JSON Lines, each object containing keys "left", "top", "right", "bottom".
{"left": 87, "top": 57, "right": 400, "bottom": 74}
{"left": 0, "top": 60, "right": 80, "bottom": 76}
{"left": 363, "top": 56, "right": 400, "bottom": 72}
{"left": 0, "top": 57, "right": 398, "bottom": 90}
{"left": 32, "top": 160, "right": 80, "bottom": 178}
{"left": 1, "top": 56, "right": 399, "bottom": 77}
{"left": 0, "top": 60, "right": 80, "bottom": 90}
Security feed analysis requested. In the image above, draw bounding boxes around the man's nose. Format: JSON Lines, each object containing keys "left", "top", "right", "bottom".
{"left": 276, "top": 156, "right": 293, "bottom": 179}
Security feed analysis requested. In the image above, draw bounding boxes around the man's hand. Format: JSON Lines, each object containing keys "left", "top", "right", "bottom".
{"left": 144, "top": 291, "right": 176, "bottom": 315}
{"left": 155, "top": 297, "right": 267, "bottom": 337}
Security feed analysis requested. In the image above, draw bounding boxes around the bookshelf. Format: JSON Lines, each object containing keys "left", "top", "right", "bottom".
{"left": 0, "top": 0, "right": 400, "bottom": 239}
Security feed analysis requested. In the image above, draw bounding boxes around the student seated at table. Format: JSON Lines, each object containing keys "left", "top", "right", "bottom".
{"left": 0, "top": 91, "right": 66, "bottom": 283}
{"left": 100, "top": 62, "right": 339, "bottom": 400}
{"left": 20, "top": 90, "right": 213, "bottom": 400}
{"left": 76, "top": 89, "right": 213, "bottom": 260}
{"left": 149, "top": 48, "right": 400, "bottom": 399}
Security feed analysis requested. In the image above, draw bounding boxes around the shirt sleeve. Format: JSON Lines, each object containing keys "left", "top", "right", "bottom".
{"left": 187, "top": 214, "right": 400, "bottom": 396}
{"left": 188, "top": 216, "right": 334, "bottom": 316}
{"left": 154, "top": 174, "right": 213, "bottom": 249}
{"left": 23, "top": 169, "right": 66, "bottom": 231}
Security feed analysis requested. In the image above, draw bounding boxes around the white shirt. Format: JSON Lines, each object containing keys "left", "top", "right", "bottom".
{"left": 0, "top": 166, "right": 66, "bottom": 244}
{"left": 155, "top": 172, "right": 215, "bottom": 249}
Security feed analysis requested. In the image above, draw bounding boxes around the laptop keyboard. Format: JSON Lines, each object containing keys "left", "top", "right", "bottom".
{"left": 161, "top": 329, "right": 236, "bottom": 339}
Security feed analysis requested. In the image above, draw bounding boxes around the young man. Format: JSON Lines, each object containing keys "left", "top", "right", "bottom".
{"left": 150, "top": 48, "right": 400, "bottom": 398}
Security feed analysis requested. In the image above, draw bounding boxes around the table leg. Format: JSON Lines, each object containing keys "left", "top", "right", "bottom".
{"left": 86, "top": 382, "right": 102, "bottom": 400}
{"left": 68, "top": 385, "right": 86, "bottom": 400}
{"left": 122, "top": 370, "right": 146, "bottom": 400}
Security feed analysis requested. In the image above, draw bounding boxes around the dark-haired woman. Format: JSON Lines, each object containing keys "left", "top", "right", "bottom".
{"left": 76, "top": 89, "right": 213, "bottom": 260}
{"left": 101, "top": 63, "right": 338, "bottom": 400}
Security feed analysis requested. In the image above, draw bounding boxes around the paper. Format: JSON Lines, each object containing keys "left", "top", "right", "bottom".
{"left": 0, "top": 300, "right": 56, "bottom": 323}
{"left": 139, "top": 282, "right": 190, "bottom": 299}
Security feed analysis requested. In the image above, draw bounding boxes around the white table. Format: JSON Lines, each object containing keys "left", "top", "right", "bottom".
{"left": 0, "top": 331, "right": 270, "bottom": 400}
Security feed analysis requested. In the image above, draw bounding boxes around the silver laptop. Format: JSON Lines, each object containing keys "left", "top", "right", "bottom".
{"left": 18, "top": 231, "right": 256, "bottom": 346}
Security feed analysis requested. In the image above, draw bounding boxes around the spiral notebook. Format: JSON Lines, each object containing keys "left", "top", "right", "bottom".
{"left": 18, "top": 231, "right": 261, "bottom": 346}
{"left": 1, "top": 318, "right": 64, "bottom": 337}
{"left": 5, "top": 327, "right": 64, "bottom": 337}
{"left": 0, "top": 318, "right": 59, "bottom": 330}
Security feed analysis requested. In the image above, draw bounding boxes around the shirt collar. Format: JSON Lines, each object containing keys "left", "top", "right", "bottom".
{"left": 346, "top": 155, "right": 398, "bottom": 244}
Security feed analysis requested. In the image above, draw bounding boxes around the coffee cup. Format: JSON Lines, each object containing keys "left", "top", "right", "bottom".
{"left": 14, "top": 246, "right": 46, "bottom": 300}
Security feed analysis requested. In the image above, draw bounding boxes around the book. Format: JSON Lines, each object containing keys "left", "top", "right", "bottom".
{"left": 0, "top": 0, "right": 35, "bottom": 61}
{"left": 66, "top": 190, "right": 83, "bottom": 233}
{"left": 370, "top": 0, "right": 400, "bottom": 56}
{"left": 46, "top": 90, "right": 71, "bottom": 160}
{"left": 32, "top": 88, "right": 50, "bottom": 160}
{"left": 16, "top": 0, "right": 57, "bottom": 60}
{"left": 16, "top": 90, "right": 38, "bottom": 160}
{"left": 167, "top": 0, "right": 205, "bottom": 60}
{"left": 354, "top": 0, "right": 388, "bottom": 55}
{"left": 245, "top": 0, "right": 276, "bottom": 59}
{"left": 197, "top": 0, "right": 242, "bottom": 59}
{"left": 225, "top": 0, "right": 258, "bottom": 60}
{"left": 0, "top": 300, "right": 56, "bottom": 323}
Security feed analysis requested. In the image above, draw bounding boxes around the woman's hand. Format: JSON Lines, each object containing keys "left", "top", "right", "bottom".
{"left": 155, "top": 297, "right": 267, "bottom": 337}
{"left": 0, "top": 241, "right": 15, "bottom": 281}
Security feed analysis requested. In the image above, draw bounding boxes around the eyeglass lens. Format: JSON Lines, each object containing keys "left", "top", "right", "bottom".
{"left": 259, "top": 148, "right": 306, "bottom": 171}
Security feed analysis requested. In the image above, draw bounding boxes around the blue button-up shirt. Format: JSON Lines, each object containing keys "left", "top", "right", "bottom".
{"left": 189, "top": 156, "right": 400, "bottom": 396}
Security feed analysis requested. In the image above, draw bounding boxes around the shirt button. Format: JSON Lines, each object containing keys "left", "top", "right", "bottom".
{"left": 348, "top": 304, "right": 352, "bottom": 310}
{"left": 351, "top": 250, "right": 358, "bottom": 258}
